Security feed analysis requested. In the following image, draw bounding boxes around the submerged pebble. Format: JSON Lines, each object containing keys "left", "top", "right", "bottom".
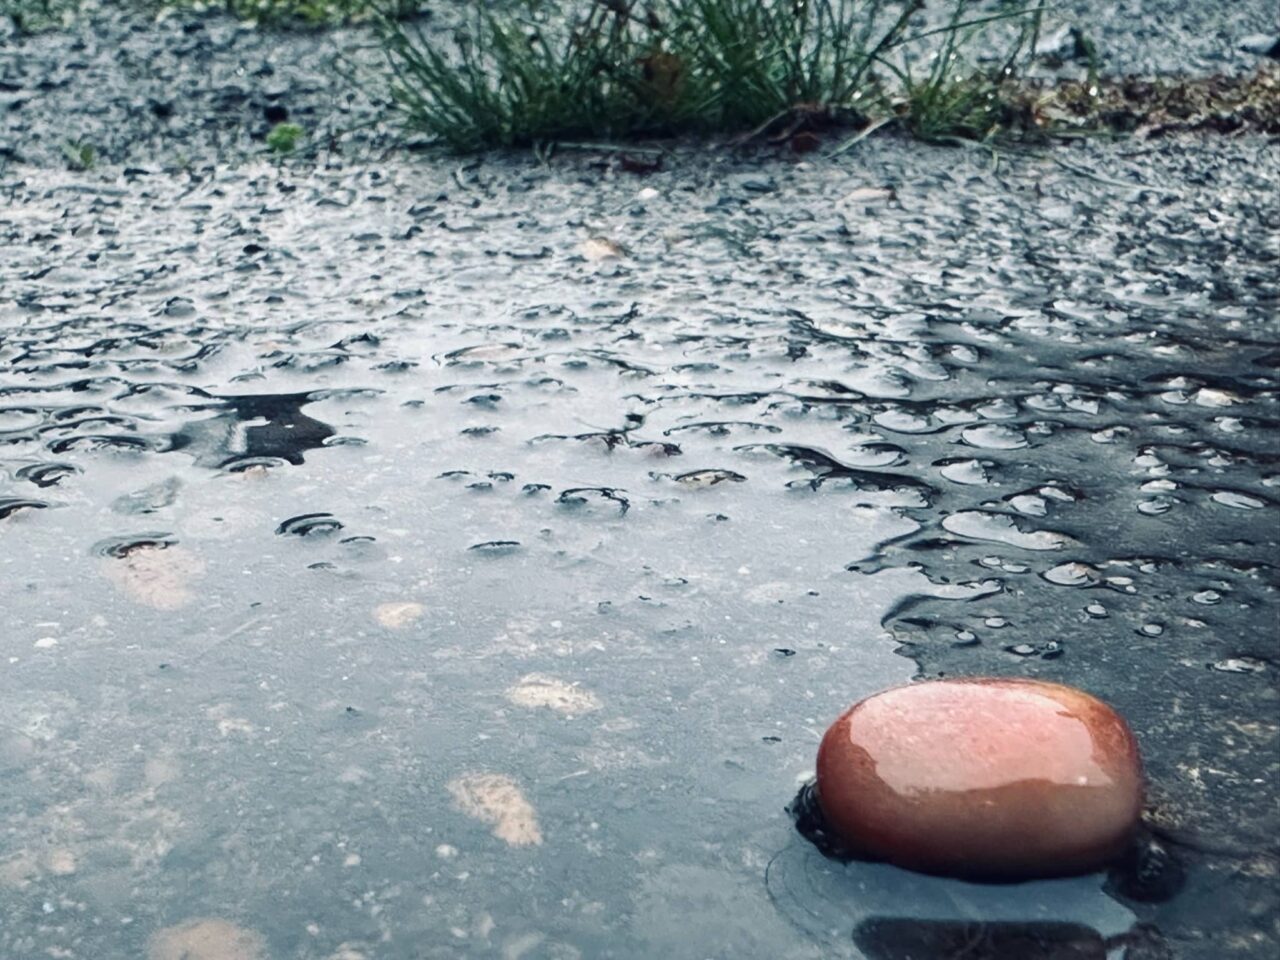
{"left": 815, "top": 678, "right": 1144, "bottom": 879}
{"left": 148, "top": 919, "right": 265, "bottom": 960}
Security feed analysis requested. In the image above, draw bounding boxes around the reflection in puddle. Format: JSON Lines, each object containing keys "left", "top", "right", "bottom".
{"left": 853, "top": 917, "right": 1148, "bottom": 960}
{"left": 169, "top": 392, "right": 335, "bottom": 469}
{"left": 766, "top": 839, "right": 1144, "bottom": 955}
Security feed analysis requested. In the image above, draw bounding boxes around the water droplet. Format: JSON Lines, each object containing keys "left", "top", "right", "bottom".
{"left": 275, "top": 513, "right": 344, "bottom": 537}
{"left": 937, "top": 458, "right": 991, "bottom": 485}
{"left": 1007, "top": 494, "right": 1048, "bottom": 517}
{"left": 557, "top": 487, "right": 630, "bottom": 514}
{"left": 92, "top": 533, "right": 178, "bottom": 558}
{"left": 14, "top": 462, "right": 80, "bottom": 487}
{"left": 469, "top": 540, "right": 521, "bottom": 554}
{"left": 1211, "top": 658, "right": 1265, "bottom": 674}
{"left": 1044, "top": 562, "right": 1098, "bottom": 586}
{"left": 672, "top": 468, "right": 746, "bottom": 487}
{"left": 1210, "top": 491, "right": 1265, "bottom": 510}
{"left": 961, "top": 423, "right": 1028, "bottom": 450}
{"left": 1193, "top": 388, "right": 1236, "bottom": 407}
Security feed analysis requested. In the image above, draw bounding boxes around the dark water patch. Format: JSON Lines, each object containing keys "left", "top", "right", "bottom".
{"left": 169, "top": 392, "right": 335, "bottom": 468}
{"left": 852, "top": 917, "right": 1170, "bottom": 960}
{"left": 764, "top": 838, "right": 1144, "bottom": 956}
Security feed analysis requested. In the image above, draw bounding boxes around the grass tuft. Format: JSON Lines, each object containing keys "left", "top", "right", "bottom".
{"left": 2, "top": 0, "right": 78, "bottom": 33}
{"left": 266, "top": 121, "right": 306, "bottom": 152}
{"left": 377, "top": 0, "right": 1048, "bottom": 151}
{"left": 884, "top": 1, "right": 1045, "bottom": 142}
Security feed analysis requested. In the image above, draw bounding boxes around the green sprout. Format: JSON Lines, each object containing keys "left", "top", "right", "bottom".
{"left": 266, "top": 122, "right": 305, "bottom": 153}
{"left": 61, "top": 140, "right": 95, "bottom": 170}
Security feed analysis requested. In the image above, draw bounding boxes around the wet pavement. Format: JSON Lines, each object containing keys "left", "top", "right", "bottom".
{"left": 3, "top": 134, "right": 1277, "bottom": 958}
{"left": 3, "top": 2, "right": 1280, "bottom": 956}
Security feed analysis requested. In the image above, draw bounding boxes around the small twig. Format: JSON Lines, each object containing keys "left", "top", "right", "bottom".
{"left": 189, "top": 616, "right": 264, "bottom": 663}
{"left": 553, "top": 141, "right": 667, "bottom": 155}
{"left": 1052, "top": 155, "right": 1182, "bottom": 197}
{"left": 827, "top": 115, "right": 895, "bottom": 157}
{"left": 731, "top": 106, "right": 800, "bottom": 146}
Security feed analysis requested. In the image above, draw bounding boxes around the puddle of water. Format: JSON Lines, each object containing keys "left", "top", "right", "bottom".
{"left": 2, "top": 140, "right": 1278, "bottom": 958}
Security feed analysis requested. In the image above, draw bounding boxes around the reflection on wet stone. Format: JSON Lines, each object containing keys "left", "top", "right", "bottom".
{"left": 854, "top": 918, "right": 1108, "bottom": 960}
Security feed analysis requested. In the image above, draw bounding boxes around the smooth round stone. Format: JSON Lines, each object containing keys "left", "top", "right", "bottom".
{"left": 815, "top": 678, "right": 1144, "bottom": 879}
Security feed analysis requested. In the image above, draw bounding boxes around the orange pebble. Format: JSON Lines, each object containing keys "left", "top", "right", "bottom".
{"left": 816, "top": 678, "right": 1144, "bottom": 879}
